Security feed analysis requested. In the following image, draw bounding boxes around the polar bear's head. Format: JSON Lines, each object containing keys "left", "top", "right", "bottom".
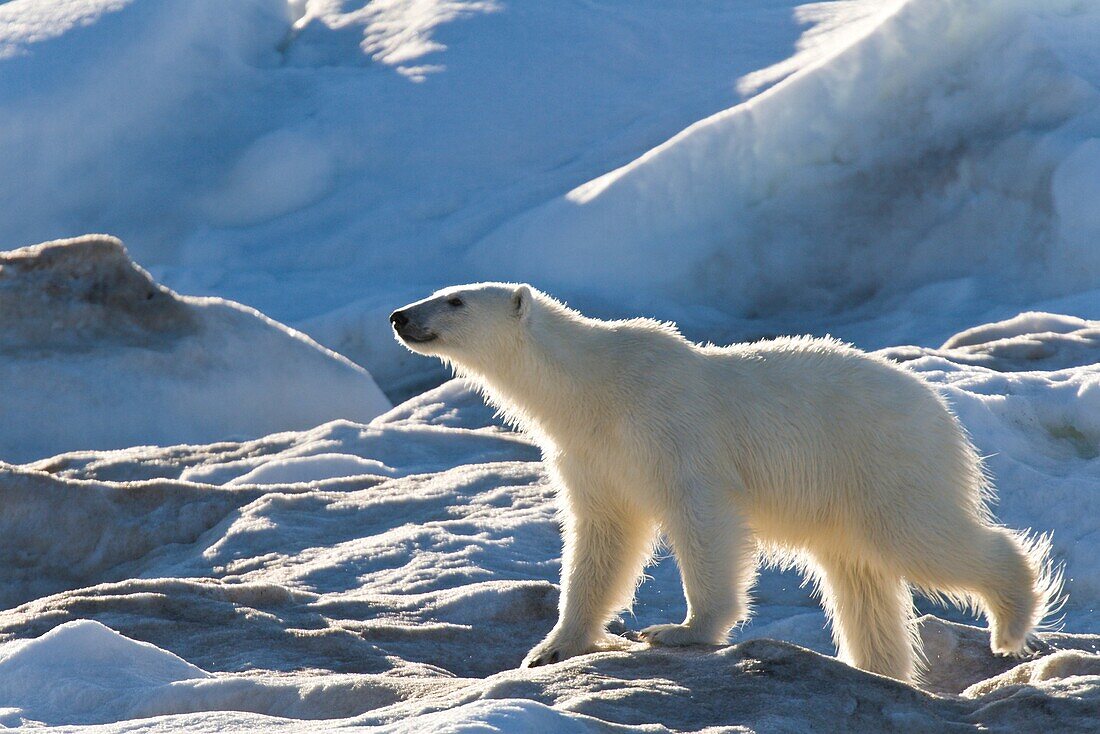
{"left": 390, "top": 282, "right": 534, "bottom": 366}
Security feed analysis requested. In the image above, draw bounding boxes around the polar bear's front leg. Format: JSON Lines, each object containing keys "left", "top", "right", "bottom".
{"left": 524, "top": 510, "right": 656, "bottom": 667}
{"left": 641, "top": 491, "right": 756, "bottom": 646}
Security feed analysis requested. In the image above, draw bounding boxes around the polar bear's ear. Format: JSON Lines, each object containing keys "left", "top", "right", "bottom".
{"left": 512, "top": 285, "right": 532, "bottom": 320}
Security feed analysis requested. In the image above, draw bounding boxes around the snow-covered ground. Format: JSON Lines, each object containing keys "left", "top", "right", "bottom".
{"left": 2, "top": 351, "right": 1100, "bottom": 731}
{"left": 3, "top": 0, "right": 1100, "bottom": 730}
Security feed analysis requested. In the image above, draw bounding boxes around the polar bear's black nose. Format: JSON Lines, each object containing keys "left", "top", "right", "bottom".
{"left": 390, "top": 310, "right": 409, "bottom": 328}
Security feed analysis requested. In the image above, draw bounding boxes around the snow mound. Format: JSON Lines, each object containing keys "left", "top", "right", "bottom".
{"left": 372, "top": 699, "right": 602, "bottom": 734}
{"left": 0, "top": 234, "right": 196, "bottom": 349}
{"left": 0, "top": 619, "right": 207, "bottom": 685}
{"left": 0, "top": 620, "right": 207, "bottom": 730}
{"left": 881, "top": 311, "right": 1100, "bottom": 372}
{"left": 225, "top": 453, "right": 398, "bottom": 486}
{"left": 0, "top": 620, "right": 207, "bottom": 727}
{"left": 470, "top": 0, "right": 1100, "bottom": 329}
{"left": 943, "top": 313, "right": 1094, "bottom": 349}
{"left": 937, "top": 312, "right": 1100, "bottom": 372}
{"left": 0, "top": 617, "right": 420, "bottom": 727}
{"left": 0, "top": 235, "right": 389, "bottom": 462}
{"left": 964, "top": 649, "right": 1100, "bottom": 698}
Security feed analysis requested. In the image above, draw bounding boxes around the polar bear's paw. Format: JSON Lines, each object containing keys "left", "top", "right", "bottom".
{"left": 991, "top": 632, "right": 1038, "bottom": 659}
{"left": 639, "top": 623, "right": 721, "bottom": 647}
{"left": 522, "top": 633, "right": 591, "bottom": 668}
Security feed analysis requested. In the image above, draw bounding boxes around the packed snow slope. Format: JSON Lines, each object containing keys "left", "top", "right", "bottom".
{"left": 471, "top": 0, "right": 1100, "bottom": 336}
{"left": 1, "top": 317, "right": 1100, "bottom": 731}
{"left": 4, "top": 0, "right": 1098, "bottom": 398}
{"left": 0, "top": 235, "right": 389, "bottom": 463}
{"left": 0, "top": 0, "right": 813, "bottom": 397}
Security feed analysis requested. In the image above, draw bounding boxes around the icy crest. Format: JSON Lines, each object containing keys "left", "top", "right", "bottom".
{"left": 0, "top": 236, "right": 389, "bottom": 462}
{"left": 0, "top": 234, "right": 195, "bottom": 350}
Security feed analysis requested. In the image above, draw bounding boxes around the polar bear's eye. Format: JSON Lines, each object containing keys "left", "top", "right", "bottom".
{"left": 447, "top": 297, "right": 464, "bottom": 307}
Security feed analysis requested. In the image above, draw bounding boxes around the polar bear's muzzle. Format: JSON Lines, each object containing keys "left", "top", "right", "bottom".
{"left": 390, "top": 308, "right": 438, "bottom": 344}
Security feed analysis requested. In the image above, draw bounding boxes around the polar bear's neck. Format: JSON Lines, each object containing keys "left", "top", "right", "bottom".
{"left": 466, "top": 304, "right": 616, "bottom": 447}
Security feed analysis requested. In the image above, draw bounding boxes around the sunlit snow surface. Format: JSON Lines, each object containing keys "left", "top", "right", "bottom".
{"left": 3, "top": 328, "right": 1100, "bottom": 731}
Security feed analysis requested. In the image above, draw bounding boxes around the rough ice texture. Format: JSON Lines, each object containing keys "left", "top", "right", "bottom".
{"left": 0, "top": 235, "right": 389, "bottom": 462}
{"left": 1, "top": 318, "right": 1099, "bottom": 731}
{"left": 5, "top": 618, "right": 1098, "bottom": 731}
{"left": 0, "top": 234, "right": 197, "bottom": 349}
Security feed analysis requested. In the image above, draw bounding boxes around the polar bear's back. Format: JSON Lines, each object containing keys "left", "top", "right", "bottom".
{"left": 693, "top": 336, "right": 990, "bottom": 549}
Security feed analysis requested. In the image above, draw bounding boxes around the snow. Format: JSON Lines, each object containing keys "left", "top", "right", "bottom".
{"left": 1, "top": 0, "right": 1093, "bottom": 399}
{"left": 0, "top": 620, "right": 208, "bottom": 728}
{"left": 3, "top": 328, "right": 1100, "bottom": 730}
{"left": 0, "top": 236, "right": 389, "bottom": 463}
{"left": 470, "top": 0, "right": 1100, "bottom": 349}
{"left": 3, "top": 0, "right": 1100, "bottom": 730}
{"left": 880, "top": 311, "right": 1100, "bottom": 372}
{"left": 224, "top": 453, "right": 398, "bottom": 485}
{"left": 0, "top": 0, "right": 814, "bottom": 398}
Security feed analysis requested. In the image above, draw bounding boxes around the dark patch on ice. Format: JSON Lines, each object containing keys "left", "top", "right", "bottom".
{"left": 0, "top": 234, "right": 197, "bottom": 352}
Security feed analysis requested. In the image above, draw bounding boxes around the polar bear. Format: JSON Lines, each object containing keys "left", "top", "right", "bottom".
{"left": 390, "top": 283, "right": 1062, "bottom": 682}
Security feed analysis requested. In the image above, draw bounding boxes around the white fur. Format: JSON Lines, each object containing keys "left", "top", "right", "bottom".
{"left": 391, "top": 283, "right": 1063, "bottom": 682}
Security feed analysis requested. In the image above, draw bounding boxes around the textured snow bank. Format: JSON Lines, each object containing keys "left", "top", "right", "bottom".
{"left": 911, "top": 312, "right": 1100, "bottom": 372}
{"left": 1, "top": 617, "right": 1097, "bottom": 731}
{"left": 1, "top": 317, "right": 1098, "bottom": 730}
{"left": 0, "top": 235, "right": 389, "bottom": 462}
{"left": 225, "top": 453, "right": 399, "bottom": 485}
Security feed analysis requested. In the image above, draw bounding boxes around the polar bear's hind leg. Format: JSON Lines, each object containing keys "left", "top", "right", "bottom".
{"left": 817, "top": 557, "right": 918, "bottom": 682}
{"left": 978, "top": 528, "right": 1048, "bottom": 654}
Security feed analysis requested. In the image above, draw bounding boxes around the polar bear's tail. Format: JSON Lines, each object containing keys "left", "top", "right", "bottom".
{"left": 977, "top": 527, "right": 1065, "bottom": 655}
